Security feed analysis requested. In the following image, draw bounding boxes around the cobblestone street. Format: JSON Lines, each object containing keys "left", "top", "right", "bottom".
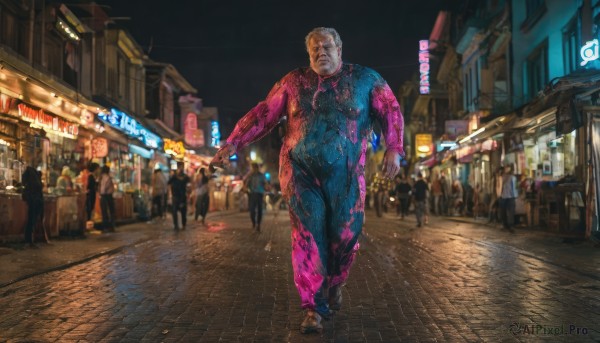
{"left": 1, "top": 210, "right": 599, "bottom": 342}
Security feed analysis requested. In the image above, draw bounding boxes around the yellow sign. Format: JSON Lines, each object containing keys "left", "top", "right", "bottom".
{"left": 415, "top": 134, "right": 433, "bottom": 158}
{"left": 164, "top": 139, "right": 185, "bottom": 159}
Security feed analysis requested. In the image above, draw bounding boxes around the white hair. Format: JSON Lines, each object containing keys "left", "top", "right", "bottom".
{"left": 305, "top": 27, "right": 343, "bottom": 52}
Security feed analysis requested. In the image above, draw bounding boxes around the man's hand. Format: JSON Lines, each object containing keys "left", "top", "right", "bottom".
{"left": 209, "top": 143, "right": 236, "bottom": 172}
{"left": 381, "top": 149, "right": 402, "bottom": 179}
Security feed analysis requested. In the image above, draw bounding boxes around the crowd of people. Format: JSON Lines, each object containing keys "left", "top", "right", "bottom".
{"left": 370, "top": 164, "right": 530, "bottom": 232}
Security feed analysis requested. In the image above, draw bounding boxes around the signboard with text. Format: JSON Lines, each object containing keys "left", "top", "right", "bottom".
{"left": 98, "top": 108, "right": 162, "bottom": 150}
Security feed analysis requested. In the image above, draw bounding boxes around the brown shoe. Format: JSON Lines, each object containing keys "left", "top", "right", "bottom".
{"left": 329, "top": 285, "right": 342, "bottom": 311}
{"left": 300, "top": 310, "right": 322, "bottom": 334}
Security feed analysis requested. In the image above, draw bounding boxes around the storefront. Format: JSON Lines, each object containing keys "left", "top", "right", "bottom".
{"left": 0, "top": 93, "right": 87, "bottom": 240}
{"left": 97, "top": 108, "right": 163, "bottom": 221}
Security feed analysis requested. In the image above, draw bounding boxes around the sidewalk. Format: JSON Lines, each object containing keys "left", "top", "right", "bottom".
{"left": 0, "top": 210, "right": 238, "bottom": 288}
{"left": 381, "top": 211, "right": 600, "bottom": 281}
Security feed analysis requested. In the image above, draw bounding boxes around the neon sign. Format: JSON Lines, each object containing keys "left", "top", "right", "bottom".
{"left": 164, "top": 138, "right": 185, "bottom": 159}
{"left": 210, "top": 120, "right": 221, "bottom": 147}
{"left": 580, "top": 39, "right": 599, "bottom": 66}
{"left": 17, "top": 103, "right": 79, "bottom": 137}
{"left": 419, "top": 40, "right": 430, "bottom": 94}
{"left": 98, "top": 108, "right": 162, "bottom": 149}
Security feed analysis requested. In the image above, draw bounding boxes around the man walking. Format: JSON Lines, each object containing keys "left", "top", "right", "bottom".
{"left": 244, "top": 163, "right": 268, "bottom": 232}
{"left": 413, "top": 172, "right": 429, "bottom": 227}
{"left": 499, "top": 164, "right": 518, "bottom": 232}
{"left": 22, "top": 165, "right": 44, "bottom": 247}
{"left": 168, "top": 162, "right": 190, "bottom": 230}
{"left": 210, "top": 27, "right": 404, "bottom": 333}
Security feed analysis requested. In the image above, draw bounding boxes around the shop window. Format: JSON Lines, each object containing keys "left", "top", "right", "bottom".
{"left": 562, "top": 16, "right": 580, "bottom": 74}
{"left": 525, "top": 40, "right": 548, "bottom": 101}
{"left": 521, "top": 0, "right": 546, "bottom": 33}
{"left": 0, "top": 8, "right": 18, "bottom": 51}
{"left": 45, "top": 35, "right": 63, "bottom": 79}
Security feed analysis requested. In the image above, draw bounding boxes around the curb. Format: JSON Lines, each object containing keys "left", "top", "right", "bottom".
{"left": 0, "top": 236, "right": 153, "bottom": 289}
{"left": 0, "top": 210, "right": 238, "bottom": 289}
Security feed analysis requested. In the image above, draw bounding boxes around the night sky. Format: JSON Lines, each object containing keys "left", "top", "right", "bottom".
{"left": 99, "top": 0, "right": 454, "bottom": 137}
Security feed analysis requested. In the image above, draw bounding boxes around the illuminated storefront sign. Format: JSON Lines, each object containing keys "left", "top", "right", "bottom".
{"left": 419, "top": 40, "right": 430, "bottom": 94}
{"left": 92, "top": 137, "right": 108, "bottom": 158}
{"left": 0, "top": 92, "right": 17, "bottom": 114}
{"left": 184, "top": 112, "right": 205, "bottom": 147}
{"left": 17, "top": 103, "right": 79, "bottom": 138}
{"left": 80, "top": 110, "right": 94, "bottom": 126}
{"left": 128, "top": 144, "right": 153, "bottom": 159}
{"left": 98, "top": 108, "right": 162, "bottom": 149}
{"left": 164, "top": 138, "right": 185, "bottom": 159}
{"left": 210, "top": 120, "right": 221, "bottom": 147}
{"left": 580, "top": 39, "right": 599, "bottom": 66}
{"left": 415, "top": 133, "right": 433, "bottom": 158}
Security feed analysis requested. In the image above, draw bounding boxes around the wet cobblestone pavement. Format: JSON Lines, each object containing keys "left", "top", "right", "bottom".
{"left": 0, "top": 210, "right": 599, "bottom": 342}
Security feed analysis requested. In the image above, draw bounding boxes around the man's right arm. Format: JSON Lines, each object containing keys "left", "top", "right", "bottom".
{"left": 211, "top": 77, "right": 289, "bottom": 168}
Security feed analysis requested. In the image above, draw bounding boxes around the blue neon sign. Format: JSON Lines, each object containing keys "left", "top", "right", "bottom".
{"left": 98, "top": 108, "right": 162, "bottom": 149}
{"left": 211, "top": 120, "right": 221, "bottom": 147}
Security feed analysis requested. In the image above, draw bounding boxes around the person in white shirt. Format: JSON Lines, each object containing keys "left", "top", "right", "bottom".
{"left": 99, "top": 165, "right": 116, "bottom": 232}
{"left": 499, "top": 164, "right": 518, "bottom": 232}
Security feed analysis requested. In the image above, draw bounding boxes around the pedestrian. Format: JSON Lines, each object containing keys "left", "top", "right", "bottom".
{"left": 488, "top": 167, "right": 503, "bottom": 223}
{"left": 99, "top": 165, "right": 116, "bottom": 232}
{"left": 431, "top": 175, "right": 443, "bottom": 215}
{"left": 151, "top": 168, "right": 167, "bottom": 221}
{"left": 210, "top": 27, "right": 404, "bottom": 333}
{"left": 193, "top": 167, "right": 210, "bottom": 225}
{"left": 451, "top": 179, "right": 463, "bottom": 216}
{"left": 413, "top": 172, "right": 429, "bottom": 227}
{"left": 22, "top": 165, "right": 44, "bottom": 247}
{"left": 168, "top": 162, "right": 190, "bottom": 230}
{"left": 395, "top": 175, "right": 411, "bottom": 219}
{"left": 473, "top": 183, "right": 481, "bottom": 219}
{"left": 440, "top": 174, "right": 451, "bottom": 215}
{"left": 499, "top": 164, "right": 518, "bottom": 232}
{"left": 86, "top": 162, "right": 100, "bottom": 221}
{"left": 423, "top": 175, "right": 430, "bottom": 224}
{"left": 244, "top": 163, "right": 268, "bottom": 232}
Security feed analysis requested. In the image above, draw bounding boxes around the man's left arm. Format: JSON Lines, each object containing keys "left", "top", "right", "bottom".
{"left": 371, "top": 79, "right": 405, "bottom": 178}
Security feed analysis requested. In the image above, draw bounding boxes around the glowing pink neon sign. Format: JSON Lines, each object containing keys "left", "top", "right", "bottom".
{"left": 419, "top": 40, "right": 430, "bottom": 94}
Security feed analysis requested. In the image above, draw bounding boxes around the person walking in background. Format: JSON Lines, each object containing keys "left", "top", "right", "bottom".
{"left": 210, "top": 27, "right": 404, "bottom": 333}
{"left": 244, "top": 163, "right": 268, "bottom": 232}
{"left": 499, "top": 164, "right": 518, "bottom": 233}
{"left": 423, "top": 175, "right": 430, "bottom": 225}
{"left": 413, "top": 172, "right": 429, "bottom": 227}
{"left": 99, "top": 166, "right": 116, "bottom": 232}
{"left": 168, "top": 162, "right": 190, "bottom": 230}
{"left": 473, "top": 183, "right": 481, "bottom": 219}
{"left": 85, "top": 163, "right": 100, "bottom": 222}
{"left": 488, "top": 167, "right": 503, "bottom": 223}
{"left": 451, "top": 179, "right": 463, "bottom": 216}
{"left": 440, "top": 174, "right": 451, "bottom": 215}
{"left": 151, "top": 168, "right": 167, "bottom": 221}
{"left": 194, "top": 168, "right": 210, "bottom": 225}
{"left": 431, "top": 174, "right": 443, "bottom": 215}
{"left": 22, "top": 165, "right": 44, "bottom": 247}
{"left": 395, "top": 175, "right": 411, "bottom": 219}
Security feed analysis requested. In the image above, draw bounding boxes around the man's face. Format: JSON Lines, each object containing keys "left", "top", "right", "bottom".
{"left": 308, "top": 33, "right": 342, "bottom": 76}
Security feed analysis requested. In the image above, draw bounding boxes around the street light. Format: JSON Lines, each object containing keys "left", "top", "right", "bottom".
{"left": 250, "top": 151, "right": 257, "bottom": 161}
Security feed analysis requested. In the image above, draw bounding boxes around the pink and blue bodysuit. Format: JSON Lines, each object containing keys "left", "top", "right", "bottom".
{"left": 225, "top": 63, "right": 404, "bottom": 314}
